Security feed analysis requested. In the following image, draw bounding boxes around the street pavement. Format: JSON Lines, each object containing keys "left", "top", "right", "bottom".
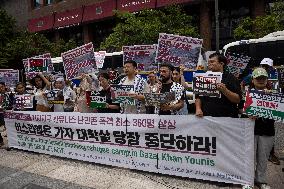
{"left": 0, "top": 123, "right": 283, "bottom": 189}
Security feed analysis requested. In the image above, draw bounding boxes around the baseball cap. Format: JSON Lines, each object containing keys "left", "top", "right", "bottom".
{"left": 260, "top": 58, "right": 273, "bottom": 67}
{"left": 252, "top": 68, "right": 268, "bottom": 79}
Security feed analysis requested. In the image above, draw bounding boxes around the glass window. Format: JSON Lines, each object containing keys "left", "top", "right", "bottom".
{"left": 33, "top": 0, "right": 41, "bottom": 8}
{"left": 45, "top": 0, "right": 54, "bottom": 5}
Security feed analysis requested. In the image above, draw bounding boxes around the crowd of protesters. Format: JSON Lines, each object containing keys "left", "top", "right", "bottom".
{"left": 0, "top": 53, "right": 282, "bottom": 189}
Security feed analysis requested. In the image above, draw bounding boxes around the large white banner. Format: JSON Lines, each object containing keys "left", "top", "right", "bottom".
{"left": 4, "top": 112, "right": 254, "bottom": 185}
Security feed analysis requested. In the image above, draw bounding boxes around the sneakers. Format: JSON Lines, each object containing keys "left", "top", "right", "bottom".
{"left": 269, "top": 154, "right": 281, "bottom": 165}
{"left": 259, "top": 184, "right": 271, "bottom": 189}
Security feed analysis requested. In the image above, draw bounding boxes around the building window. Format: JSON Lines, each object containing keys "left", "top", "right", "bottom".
{"left": 45, "top": 0, "right": 54, "bottom": 5}
{"left": 33, "top": 0, "right": 41, "bottom": 9}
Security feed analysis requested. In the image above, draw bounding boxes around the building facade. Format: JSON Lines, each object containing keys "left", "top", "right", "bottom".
{"left": 1, "top": 0, "right": 273, "bottom": 51}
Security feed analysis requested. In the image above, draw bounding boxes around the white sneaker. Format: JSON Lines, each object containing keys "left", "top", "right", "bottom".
{"left": 242, "top": 185, "right": 253, "bottom": 189}
{"left": 260, "top": 184, "right": 271, "bottom": 189}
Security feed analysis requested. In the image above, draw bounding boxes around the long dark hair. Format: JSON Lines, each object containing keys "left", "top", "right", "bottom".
{"left": 30, "top": 75, "right": 46, "bottom": 89}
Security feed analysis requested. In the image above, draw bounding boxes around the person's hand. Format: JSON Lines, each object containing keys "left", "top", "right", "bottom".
{"left": 129, "top": 93, "right": 138, "bottom": 99}
{"left": 216, "top": 83, "right": 228, "bottom": 93}
{"left": 248, "top": 115, "right": 257, "bottom": 120}
{"left": 160, "top": 103, "right": 172, "bottom": 111}
{"left": 180, "top": 64, "right": 186, "bottom": 73}
{"left": 195, "top": 109, "right": 203, "bottom": 117}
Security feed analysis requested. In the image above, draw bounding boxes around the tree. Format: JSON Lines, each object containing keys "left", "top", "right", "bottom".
{"left": 0, "top": 8, "right": 76, "bottom": 69}
{"left": 100, "top": 5, "right": 199, "bottom": 52}
{"left": 233, "top": 1, "right": 284, "bottom": 40}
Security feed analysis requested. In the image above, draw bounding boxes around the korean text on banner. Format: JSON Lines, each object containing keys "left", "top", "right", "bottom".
{"left": 62, "top": 43, "right": 95, "bottom": 80}
{"left": 5, "top": 112, "right": 254, "bottom": 185}
{"left": 156, "top": 33, "right": 203, "bottom": 69}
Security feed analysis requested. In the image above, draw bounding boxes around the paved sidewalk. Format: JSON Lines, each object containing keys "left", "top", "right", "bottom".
{"left": 0, "top": 122, "right": 283, "bottom": 189}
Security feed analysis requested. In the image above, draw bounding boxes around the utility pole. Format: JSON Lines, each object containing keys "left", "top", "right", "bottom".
{"left": 215, "top": 0, "right": 219, "bottom": 52}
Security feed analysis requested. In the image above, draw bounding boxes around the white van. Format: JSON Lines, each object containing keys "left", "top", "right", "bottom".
{"left": 222, "top": 30, "right": 284, "bottom": 70}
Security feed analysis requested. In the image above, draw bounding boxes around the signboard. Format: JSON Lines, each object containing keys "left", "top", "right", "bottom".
{"left": 123, "top": 45, "right": 157, "bottom": 71}
{"left": 243, "top": 89, "right": 284, "bottom": 122}
{"left": 46, "top": 89, "right": 64, "bottom": 104}
{"left": 144, "top": 92, "right": 175, "bottom": 106}
{"left": 5, "top": 112, "right": 254, "bottom": 185}
{"left": 95, "top": 51, "right": 106, "bottom": 69}
{"left": 111, "top": 85, "right": 135, "bottom": 105}
{"left": 86, "top": 91, "right": 107, "bottom": 109}
{"left": 14, "top": 94, "right": 34, "bottom": 109}
{"left": 62, "top": 43, "right": 95, "bottom": 80}
{"left": 156, "top": 33, "right": 203, "bottom": 69}
{"left": 193, "top": 72, "right": 222, "bottom": 98}
{"left": 23, "top": 53, "right": 53, "bottom": 80}
{"left": 277, "top": 67, "right": 284, "bottom": 89}
{"left": 226, "top": 53, "right": 250, "bottom": 76}
{"left": 0, "top": 69, "right": 19, "bottom": 88}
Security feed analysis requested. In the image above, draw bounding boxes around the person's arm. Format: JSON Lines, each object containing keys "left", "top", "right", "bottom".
{"left": 195, "top": 98, "right": 203, "bottom": 117}
{"left": 217, "top": 83, "right": 240, "bottom": 104}
{"left": 180, "top": 65, "right": 190, "bottom": 89}
{"left": 39, "top": 73, "right": 51, "bottom": 88}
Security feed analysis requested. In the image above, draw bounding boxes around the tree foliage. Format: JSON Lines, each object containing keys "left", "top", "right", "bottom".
{"left": 233, "top": 1, "right": 284, "bottom": 40}
{"left": 100, "top": 5, "right": 199, "bottom": 51}
{"left": 0, "top": 8, "right": 76, "bottom": 69}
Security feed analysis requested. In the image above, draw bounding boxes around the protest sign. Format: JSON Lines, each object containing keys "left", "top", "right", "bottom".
{"left": 226, "top": 53, "right": 250, "bottom": 76}
{"left": 23, "top": 53, "right": 53, "bottom": 80}
{"left": 46, "top": 89, "right": 64, "bottom": 104}
{"left": 193, "top": 72, "right": 222, "bottom": 98}
{"left": 277, "top": 67, "right": 284, "bottom": 89}
{"left": 111, "top": 85, "right": 135, "bottom": 105}
{"left": 0, "top": 69, "right": 19, "bottom": 88}
{"left": 0, "top": 94, "right": 9, "bottom": 112}
{"left": 62, "top": 43, "right": 95, "bottom": 80}
{"left": 86, "top": 91, "right": 107, "bottom": 109}
{"left": 5, "top": 112, "right": 254, "bottom": 185}
{"left": 123, "top": 45, "right": 157, "bottom": 71}
{"left": 94, "top": 51, "right": 106, "bottom": 69}
{"left": 14, "top": 95, "right": 33, "bottom": 109}
{"left": 144, "top": 92, "right": 175, "bottom": 106}
{"left": 156, "top": 33, "right": 202, "bottom": 69}
{"left": 243, "top": 89, "right": 284, "bottom": 122}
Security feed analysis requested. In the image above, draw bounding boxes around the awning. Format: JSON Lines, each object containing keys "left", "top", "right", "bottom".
{"left": 117, "top": 0, "right": 156, "bottom": 12}
{"left": 83, "top": 0, "right": 116, "bottom": 22}
{"left": 54, "top": 7, "right": 83, "bottom": 28}
{"left": 28, "top": 15, "right": 54, "bottom": 32}
{"left": 156, "top": 0, "right": 192, "bottom": 7}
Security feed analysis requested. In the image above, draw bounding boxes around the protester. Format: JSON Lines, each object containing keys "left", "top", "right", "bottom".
{"left": 172, "top": 66, "right": 189, "bottom": 115}
{"left": 53, "top": 78, "right": 76, "bottom": 112}
{"left": 145, "top": 71, "right": 159, "bottom": 114}
{"left": 120, "top": 60, "right": 148, "bottom": 114}
{"left": 158, "top": 64, "right": 184, "bottom": 115}
{"left": 75, "top": 74, "right": 93, "bottom": 113}
{"left": 30, "top": 73, "right": 51, "bottom": 112}
{"left": 195, "top": 53, "right": 241, "bottom": 117}
{"left": 249, "top": 68, "right": 275, "bottom": 189}
{"left": 96, "top": 73, "right": 120, "bottom": 113}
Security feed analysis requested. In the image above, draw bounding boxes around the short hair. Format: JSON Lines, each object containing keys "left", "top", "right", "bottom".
{"left": 0, "top": 82, "right": 5, "bottom": 86}
{"left": 173, "top": 66, "right": 180, "bottom": 73}
{"left": 98, "top": 72, "right": 110, "bottom": 80}
{"left": 209, "top": 52, "right": 228, "bottom": 65}
{"left": 160, "top": 63, "right": 174, "bottom": 72}
{"left": 124, "top": 60, "right": 137, "bottom": 68}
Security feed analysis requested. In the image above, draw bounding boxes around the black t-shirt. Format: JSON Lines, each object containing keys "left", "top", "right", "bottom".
{"left": 97, "top": 88, "right": 120, "bottom": 113}
{"left": 255, "top": 118, "right": 275, "bottom": 136}
{"left": 197, "top": 71, "right": 242, "bottom": 118}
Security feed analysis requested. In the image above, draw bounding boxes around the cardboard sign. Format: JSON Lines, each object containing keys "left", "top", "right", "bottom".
{"left": 111, "top": 85, "right": 135, "bottom": 105}
{"left": 62, "top": 43, "right": 95, "bottom": 80}
{"left": 144, "top": 92, "right": 175, "bottom": 106}
{"left": 156, "top": 33, "right": 202, "bottom": 69}
{"left": 0, "top": 69, "right": 19, "bottom": 88}
{"left": 14, "top": 94, "right": 33, "bottom": 109}
{"left": 193, "top": 72, "right": 222, "bottom": 98}
{"left": 123, "top": 45, "right": 157, "bottom": 71}
{"left": 243, "top": 89, "right": 284, "bottom": 122}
